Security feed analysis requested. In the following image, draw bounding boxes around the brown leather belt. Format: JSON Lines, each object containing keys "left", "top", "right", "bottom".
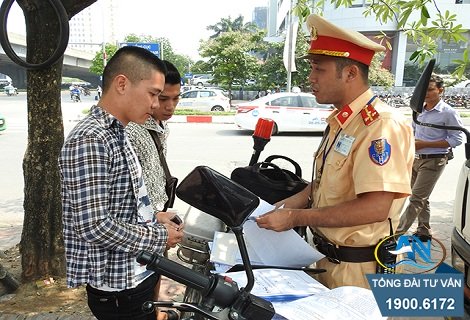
{"left": 415, "top": 153, "right": 448, "bottom": 160}
{"left": 311, "top": 232, "right": 376, "bottom": 264}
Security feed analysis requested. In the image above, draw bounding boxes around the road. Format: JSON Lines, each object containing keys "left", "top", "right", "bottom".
{"left": 0, "top": 92, "right": 468, "bottom": 255}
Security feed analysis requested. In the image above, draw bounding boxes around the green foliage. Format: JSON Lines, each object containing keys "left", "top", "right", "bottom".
{"left": 89, "top": 35, "right": 194, "bottom": 77}
{"left": 89, "top": 43, "right": 117, "bottom": 76}
{"left": 294, "top": 0, "right": 468, "bottom": 79}
{"left": 207, "top": 15, "right": 259, "bottom": 38}
{"left": 174, "top": 109, "right": 235, "bottom": 116}
{"left": 257, "top": 29, "right": 311, "bottom": 91}
{"left": 199, "top": 30, "right": 265, "bottom": 94}
{"left": 369, "top": 53, "right": 395, "bottom": 87}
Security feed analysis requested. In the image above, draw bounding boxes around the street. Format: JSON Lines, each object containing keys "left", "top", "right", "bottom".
{"left": 0, "top": 92, "right": 468, "bottom": 260}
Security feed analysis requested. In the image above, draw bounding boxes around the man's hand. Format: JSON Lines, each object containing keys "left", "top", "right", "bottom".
{"left": 156, "top": 211, "right": 183, "bottom": 229}
{"left": 164, "top": 224, "right": 184, "bottom": 249}
{"left": 157, "top": 211, "right": 184, "bottom": 249}
{"left": 256, "top": 208, "right": 296, "bottom": 232}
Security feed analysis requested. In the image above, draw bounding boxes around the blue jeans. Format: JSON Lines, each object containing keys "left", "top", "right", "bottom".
{"left": 86, "top": 274, "right": 158, "bottom": 320}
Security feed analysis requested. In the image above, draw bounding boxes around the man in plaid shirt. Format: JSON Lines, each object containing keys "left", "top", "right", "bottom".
{"left": 59, "top": 46, "right": 183, "bottom": 320}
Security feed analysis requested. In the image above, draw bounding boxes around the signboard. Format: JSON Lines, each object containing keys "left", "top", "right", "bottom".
{"left": 120, "top": 42, "right": 161, "bottom": 58}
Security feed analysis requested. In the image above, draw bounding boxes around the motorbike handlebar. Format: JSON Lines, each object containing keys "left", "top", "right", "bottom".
{"left": 136, "top": 250, "right": 240, "bottom": 309}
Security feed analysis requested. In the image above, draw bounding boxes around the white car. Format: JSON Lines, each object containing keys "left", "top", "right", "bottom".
{"left": 190, "top": 74, "right": 214, "bottom": 87}
{"left": 234, "top": 92, "right": 333, "bottom": 134}
{"left": 177, "top": 89, "right": 231, "bottom": 112}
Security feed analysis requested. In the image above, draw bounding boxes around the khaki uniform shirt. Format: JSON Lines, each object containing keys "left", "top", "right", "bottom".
{"left": 312, "top": 89, "right": 414, "bottom": 289}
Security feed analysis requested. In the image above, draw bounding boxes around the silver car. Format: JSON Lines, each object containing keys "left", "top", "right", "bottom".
{"left": 190, "top": 74, "right": 214, "bottom": 87}
{"left": 177, "top": 89, "right": 231, "bottom": 112}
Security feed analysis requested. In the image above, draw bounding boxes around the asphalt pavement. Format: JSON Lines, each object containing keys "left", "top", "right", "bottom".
{"left": 0, "top": 94, "right": 468, "bottom": 319}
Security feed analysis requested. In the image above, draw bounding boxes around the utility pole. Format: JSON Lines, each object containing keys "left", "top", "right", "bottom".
{"left": 286, "top": 0, "right": 295, "bottom": 93}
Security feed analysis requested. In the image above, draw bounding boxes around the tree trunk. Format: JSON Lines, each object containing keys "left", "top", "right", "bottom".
{"left": 16, "top": 0, "right": 95, "bottom": 281}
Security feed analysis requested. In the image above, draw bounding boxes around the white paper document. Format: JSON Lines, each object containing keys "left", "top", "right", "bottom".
{"left": 210, "top": 198, "right": 324, "bottom": 268}
{"left": 272, "top": 286, "right": 386, "bottom": 320}
{"left": 224, "top": 268, "right": 328, "bottom": 302}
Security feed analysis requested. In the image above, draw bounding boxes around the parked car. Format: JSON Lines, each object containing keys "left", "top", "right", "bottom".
{"left": 190, "top": 74, "right": 214, "bottom": 87}
{"left": 234, "top": 92, "right": 334, "bottom": 134}
{"left": 177, "top": 89, "right": 231, "bottom": 112}
{"left": 0, "top": 113, "right": 6, "bottom": 131}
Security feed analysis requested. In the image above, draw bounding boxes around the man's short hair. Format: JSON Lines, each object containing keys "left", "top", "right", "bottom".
{"left": 102, "top": 46, "right": 167, "bottom": 92}
{"left": 334, "top": 57, "right": 369, "bottom": 84}
{"left": 162, "top": 60, "right": 181, "bottom": 86}
{"left": 430, "top": 74, "right": 444, "bottom": 89}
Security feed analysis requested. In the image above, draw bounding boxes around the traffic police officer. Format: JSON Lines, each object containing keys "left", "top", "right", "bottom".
{"left": 256, "top": 14, "right": 415, "bottom": 289}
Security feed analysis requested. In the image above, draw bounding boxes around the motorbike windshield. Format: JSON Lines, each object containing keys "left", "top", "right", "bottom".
{"left": 176, "top": 166, "right": 260, "bottom": 228}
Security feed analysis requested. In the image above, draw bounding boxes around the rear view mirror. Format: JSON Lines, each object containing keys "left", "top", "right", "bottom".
{"left": 176, "top": 166, "right": 260, "bottom": 228}
{"left": 409, "top": 59, "right": 436, "bottom": 114}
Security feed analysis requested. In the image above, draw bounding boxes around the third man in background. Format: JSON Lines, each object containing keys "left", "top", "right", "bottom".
{"left": 396, "top": 74, "right": 463, "bottom": 240}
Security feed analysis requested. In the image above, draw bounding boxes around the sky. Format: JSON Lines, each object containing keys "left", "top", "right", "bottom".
{"left": 6, "top": 0, "right": 269, "bottom": 60}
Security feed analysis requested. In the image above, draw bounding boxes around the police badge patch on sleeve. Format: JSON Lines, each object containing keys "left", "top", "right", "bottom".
{"left": 369, "top": 138, "right": 391, "bottom": 166}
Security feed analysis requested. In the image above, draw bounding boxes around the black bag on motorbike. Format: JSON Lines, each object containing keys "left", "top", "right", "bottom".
{"left": 230, "top": 155, "right": 308, "bottom": 205}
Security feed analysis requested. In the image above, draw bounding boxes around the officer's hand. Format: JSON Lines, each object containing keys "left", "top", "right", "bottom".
{"left": 256, "top": 208, "right": 295, "bottom": 232}
{"left": 164, "top": 224, "right": 184, "bottom": 249}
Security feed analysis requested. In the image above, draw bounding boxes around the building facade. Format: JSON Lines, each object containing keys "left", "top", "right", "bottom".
{"left": 68, "top": 0, "right": 119, "bottom": 52}
{"left": 270, "top": 0, "right": 470, "bottom": 86}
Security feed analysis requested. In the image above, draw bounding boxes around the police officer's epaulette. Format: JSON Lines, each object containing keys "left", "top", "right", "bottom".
{"left": 360, "top": 103, "right": 380, "bottom": 126}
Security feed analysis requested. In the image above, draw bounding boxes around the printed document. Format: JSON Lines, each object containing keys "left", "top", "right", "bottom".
{"left": 210, "top": 198, "right": 324, "bottom": 268}
{"left": 223, "top": 268, "right": 328, "bottom": 302}
{"left": 272, "top": 286, "right": 385, "bottom": 320}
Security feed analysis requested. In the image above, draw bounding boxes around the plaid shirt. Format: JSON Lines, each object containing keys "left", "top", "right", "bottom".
{"left": 59, "top": 105, "right": 168, "bottom": 289}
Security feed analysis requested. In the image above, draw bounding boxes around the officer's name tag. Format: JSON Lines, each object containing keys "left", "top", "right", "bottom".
{"left": 334, "top": 133, "right": 355, "bottom": 156}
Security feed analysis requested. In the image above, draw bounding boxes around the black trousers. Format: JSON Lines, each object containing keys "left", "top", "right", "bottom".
{"left": 86, "top": 274, "right": 159, "bottom": 320}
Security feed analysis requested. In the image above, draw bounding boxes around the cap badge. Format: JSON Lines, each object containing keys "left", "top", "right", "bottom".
{"left": 310, "top": 26, "right": 318, "bottom": 40}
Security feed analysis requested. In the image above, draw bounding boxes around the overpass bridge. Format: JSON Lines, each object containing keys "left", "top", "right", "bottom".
{"left": 0, "top": 33, "right": 97, "bottom": 89}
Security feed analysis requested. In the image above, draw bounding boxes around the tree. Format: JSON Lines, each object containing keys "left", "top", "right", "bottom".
{"left": 8, "top": 0, "right": 96, "bottom": 281}
{"left": 89, "top": 34, "right": 193, "bottom": 77}
{"left": 369, "top": 53, "right": 395, "bottom": 87}
{"left": 207, "top": 15, "right": 258, "bottom": 38}
{"left": 89, "top": 43, "right": 118, "bottom": 76}
{"left": 199, "top": 30, "right": 264, "bottom": 98}
{"left": 293, "top": 0, "right": 469, "bottom": 78}
{"left": 258, "top": 29, "right": 311, "bottom": 91}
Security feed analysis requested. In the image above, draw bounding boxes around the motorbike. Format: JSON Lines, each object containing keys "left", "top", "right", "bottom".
{"left": 138, "top": 166, "right": 276, "bottom": 320}
{"left": 71, "top": 91, "right": 81, "bottom": 102}
{"left": 4, "top": 85, "right": 17, "bottom": 96}
{"left": 138, "top": 119, "right": 316, "bottom": 320}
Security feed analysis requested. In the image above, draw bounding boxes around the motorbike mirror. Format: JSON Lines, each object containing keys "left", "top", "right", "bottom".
{"left": 176, "top": 166, "right": 260, "bottom": 228}
{"left": 409, "top": 58, "right": 436, "bottom": 114}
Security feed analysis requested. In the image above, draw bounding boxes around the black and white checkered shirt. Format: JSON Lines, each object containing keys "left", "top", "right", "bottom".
{"left": 59, "top": 105, "right": 168, "bottom": 289}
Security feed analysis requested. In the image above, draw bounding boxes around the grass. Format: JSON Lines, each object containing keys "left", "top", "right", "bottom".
{"left": 174, "top": 109, "right": 235, "bottom": 116}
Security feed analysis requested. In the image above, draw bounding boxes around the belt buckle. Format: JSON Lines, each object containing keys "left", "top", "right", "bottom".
{"left": 324, "top": 243, "right": 341, "bottom": 264}
{"left": 312, "top": 233, "right": 340, "bottom": 264}
{"left": 415, "top": 154, "right": 421, "bottom": 160}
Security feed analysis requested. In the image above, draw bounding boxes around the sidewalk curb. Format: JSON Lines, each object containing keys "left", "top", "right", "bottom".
{"left": 169, "top": 115, "right": 235, "bottom": 124}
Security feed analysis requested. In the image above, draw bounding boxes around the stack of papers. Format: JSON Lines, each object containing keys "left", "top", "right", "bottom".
{"left": 272, "top": 286, "right": 385, "bottom": 320}
{"left": 223, "top": 268, "right": 328, "bottom": 302}
{"left": 209, "top": 199, "right": 324, "bottom": 269}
